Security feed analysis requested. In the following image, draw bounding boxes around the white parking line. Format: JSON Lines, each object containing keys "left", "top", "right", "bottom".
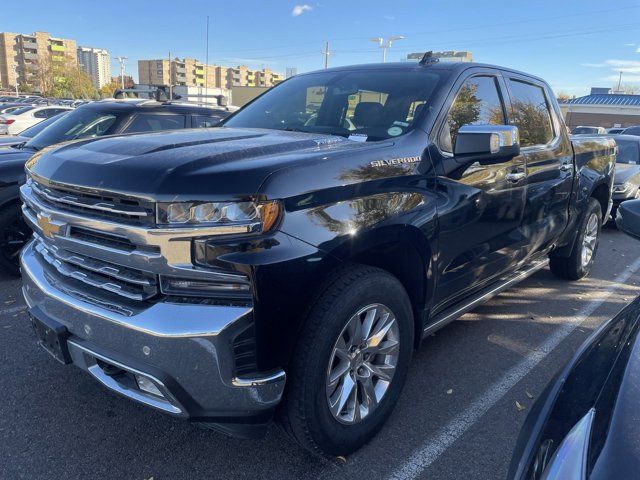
{"left": 388, "top": 257, "right": 640, "bottom": 480}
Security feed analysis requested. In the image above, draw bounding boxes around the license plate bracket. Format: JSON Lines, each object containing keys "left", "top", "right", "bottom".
{"left": 30, "top": 309, "right": 72, "bottom": 365}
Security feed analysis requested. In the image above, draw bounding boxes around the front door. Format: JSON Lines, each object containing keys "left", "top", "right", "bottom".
{"left": 431, "top": 73, "right": 528, "bottom": 312}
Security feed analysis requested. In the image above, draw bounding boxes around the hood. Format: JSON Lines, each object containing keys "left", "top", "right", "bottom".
{"left": 26, "top": 127, "right": 376, "bottom": 201}
{"left": 615, "top": 163, "right": 640, "bottom": 184}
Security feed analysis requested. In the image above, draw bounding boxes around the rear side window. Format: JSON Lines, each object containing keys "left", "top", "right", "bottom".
{"left": 440, "top": 76, "right": 506, "bottom": 153}
{"left": 507, "top": 79, "right": 554, "bottom": 147}
{"left": 34, "top": 109, "right": 53, "bottom": 119}
{"left": 125, "top": 114, "right": 186, "bottom": 133}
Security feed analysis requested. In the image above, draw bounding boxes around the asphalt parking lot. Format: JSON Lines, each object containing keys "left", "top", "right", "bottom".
{"left": 2, "top": 228, "right": 640, "bottom": 480}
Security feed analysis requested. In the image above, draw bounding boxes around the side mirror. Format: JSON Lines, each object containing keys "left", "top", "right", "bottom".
{"left": 616, "top": 199, "right": 640, "bottom": 240}
{"left": 216, "top": 95, "right": 228, "bottom": 107}
{"left": 454, "top": 125, "right": 520, "bottom": 163}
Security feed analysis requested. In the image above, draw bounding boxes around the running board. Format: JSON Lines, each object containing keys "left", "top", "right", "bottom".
{"left": 422, "top": 258, "right": 549, "bottom": 338}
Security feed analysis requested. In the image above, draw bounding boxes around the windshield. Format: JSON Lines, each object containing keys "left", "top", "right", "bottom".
{"left": 615, "top": 140, "right": 639, "bottom": 164}
{"left": 18, "top": 112, "right": 69, "bottom": 138}
{"left": 25, "top": 107, "right": 125, "bottom": 150}
{"left": 224, "top": 68, "right": 449, "bottom": 141}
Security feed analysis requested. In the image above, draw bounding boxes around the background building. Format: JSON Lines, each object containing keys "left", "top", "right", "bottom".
{"left": 405, "top": 50, "right": 473, "bottom": 62}
{"left": 560, "top": 88, "right": 640, "bottom": 129}
{"left": 77, "top": 46, "right": 110, "bottom": 89}
{"left": 138, "top": 57, "right": 283, "bottom": 90}
{"left": 0, "top": 31, "right": 77, "bottom": 91}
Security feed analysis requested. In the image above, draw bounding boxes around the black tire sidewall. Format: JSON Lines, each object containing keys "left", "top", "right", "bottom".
{"left": 289, "top": 267, "right": 414, "bottom": 456}
{"left": 572, "top": 199, "right": 602, "bottom": 278}
{"left": 0, "top": 203, "right": 28, "bottom": 276}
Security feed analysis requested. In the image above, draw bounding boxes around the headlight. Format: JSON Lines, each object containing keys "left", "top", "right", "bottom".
{"left": 157, "top": 200, "right": 281, "bottom": 233}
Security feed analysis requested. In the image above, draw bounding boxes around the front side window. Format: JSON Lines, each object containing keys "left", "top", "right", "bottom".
{"left": 440, "top": 76, "right": 506, "bottom": 153}
{"left": 507, "top": 79, "right": 554, "bottom": 147}
{"left": 125, "top": 114, "right": 186, "bottom": 133}
{"left": 223, "top": 69, "right": 449, "bottom": 141}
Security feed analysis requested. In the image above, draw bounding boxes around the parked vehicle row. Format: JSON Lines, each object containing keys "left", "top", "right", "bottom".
{"left": 17, "top": 60, "right": 615, "bottom": 456}
{"left": 0, "top": 105, "right": 74, "bottom": 135}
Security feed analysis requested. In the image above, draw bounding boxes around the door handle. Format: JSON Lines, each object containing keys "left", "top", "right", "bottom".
{"left": 560, "top": 163, "right": 573, "bottom": 172}
{"left": 505, "top": 172, "right": 526, "bottom": 183}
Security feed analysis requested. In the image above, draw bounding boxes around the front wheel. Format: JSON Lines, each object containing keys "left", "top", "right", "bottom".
{"left": 550, "top": 198, "right": 602, "bottom": 280}
{"left": 280, "top": 264, "right": 414, "bottom": 456}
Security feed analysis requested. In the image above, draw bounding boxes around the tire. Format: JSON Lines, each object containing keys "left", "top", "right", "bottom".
{"left": 279, "top": 264, "right": 414, "bottom": 457}
{"left": 549, "top": 198, "right": 602, "bottom": 280}
{"left": 0, "top": 203, "right": 31, "bottom": 276}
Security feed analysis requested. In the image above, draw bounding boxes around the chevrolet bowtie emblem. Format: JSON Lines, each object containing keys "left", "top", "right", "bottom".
{"left": 37, "top": 214, "right": 62, "bottom": 239}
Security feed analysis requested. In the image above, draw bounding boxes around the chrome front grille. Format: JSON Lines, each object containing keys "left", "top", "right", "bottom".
{"left": 34, "top": 237, "right": 159, "bottom": 301}
{"left": 29, "top": 179, "right": 155, "bottom": 226}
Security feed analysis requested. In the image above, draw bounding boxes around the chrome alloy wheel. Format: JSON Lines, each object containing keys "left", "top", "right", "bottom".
{"left": 325, "top": 303, "right": 400, "bottom": 425}
{"left": 581, "top": 212, "right": 599, "bottom": 268}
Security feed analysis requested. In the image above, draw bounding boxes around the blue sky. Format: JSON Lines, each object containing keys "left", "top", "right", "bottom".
{"left": 3, "top": 0, "right": 640, "bottom": 96}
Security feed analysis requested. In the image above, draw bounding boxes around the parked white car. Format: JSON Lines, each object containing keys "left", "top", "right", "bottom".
{"left": 0, "top": 105, "right": 72, "bottom": 135}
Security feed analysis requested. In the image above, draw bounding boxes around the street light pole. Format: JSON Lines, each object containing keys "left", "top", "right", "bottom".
{"left": 370, "top": 36, "right": 405, "bottom": 63}
{"left": 115, "top": 56, "right": 128, "bottom": 89}
{"left": 12, "top": 64, "right": 19, "bottom": 96}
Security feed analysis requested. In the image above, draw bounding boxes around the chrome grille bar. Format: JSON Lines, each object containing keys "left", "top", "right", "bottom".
{"left": 29, "top": 179, "right": 151, "bottom": 219}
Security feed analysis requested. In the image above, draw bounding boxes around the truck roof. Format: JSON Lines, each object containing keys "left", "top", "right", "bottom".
{"left": 298, "top": 61, "right": 548, "bottom": 85}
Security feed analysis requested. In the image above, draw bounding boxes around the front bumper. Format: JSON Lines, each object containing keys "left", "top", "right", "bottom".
{"left": 21, "top": 241, "right": 286, "bottom": 437}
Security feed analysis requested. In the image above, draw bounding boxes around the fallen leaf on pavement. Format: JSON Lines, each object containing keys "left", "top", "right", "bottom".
{"left": 525, "top": 390, "right": 533, "bottom": 399}
{"left": 516, "top": 401, "right": 525, "bottom": 411}
{"left": 447, "top": 389, "right": 453, "bottom": 395}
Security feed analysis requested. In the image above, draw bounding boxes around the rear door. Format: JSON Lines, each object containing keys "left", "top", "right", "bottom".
{"left": 503, "top": 74, "right": 573, "bottom": 258}
{"left": 432, "top": 70, "right": 528, "bottom": 311}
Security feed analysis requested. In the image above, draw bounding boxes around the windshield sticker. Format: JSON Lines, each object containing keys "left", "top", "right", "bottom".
{"left": 348, "top": 133, "right": 368, "bottom": 142}
{"left": 387, "top": 126, "right": 403, "bottom": 136}
{"left": 393, "top": 121, "right": 410, "bottom": 127}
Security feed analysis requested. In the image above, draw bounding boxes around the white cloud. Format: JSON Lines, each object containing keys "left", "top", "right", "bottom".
{"left": 581, "top": 62, "right": 605, "bottom": 68}
{"left": 383, "top": 15, "right": 396, "bottom": 20}
{"left": 292, "top": 4, "right": 312, "bottom": 16}
{"left": 624, "top": 43, "right": 636, "bottom": 47}
{"left": 604, "top": 59, "right": 640, "bottom": 74}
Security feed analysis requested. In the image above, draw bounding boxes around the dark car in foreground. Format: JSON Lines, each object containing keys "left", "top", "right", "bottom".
{"left": 19, "top": 61, "right": 615, "bottom": 456}
{"left": 608, "top": 135, "right": 640, "bottom": 220}
{"left": 509, "top": 199, "right": 640, "bottom": 480}
{"left": 0, "top": 99, "right": 231, "bottom": 275}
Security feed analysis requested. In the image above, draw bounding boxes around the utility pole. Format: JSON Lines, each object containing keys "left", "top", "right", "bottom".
{"left": 370, "top": 36, "right": 405, "bottom": 62}
{"left": 168, "top": 51, "right": 172, "bottom": 100}
{"left": 322, "top": 41, "right": 331, "bottom": 69}
{"left": 115, "top": 56, "right": 128, "bottom": 89}
{"left": 617, "top": 70, "right": 623, "bottom": 92}
{"left": 204, "top": 15, "right": 209, "bottom": 103}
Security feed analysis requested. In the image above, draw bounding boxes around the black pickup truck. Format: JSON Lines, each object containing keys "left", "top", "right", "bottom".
{"left": 19, "top": 61, "right": 615, "bottom": 456}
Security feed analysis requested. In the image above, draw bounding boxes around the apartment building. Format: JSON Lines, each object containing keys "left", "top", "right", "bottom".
{"left": 138, "top": 57, "right": 283, "bottom": 90}
{"left": 77, "top": 46, "right": 111, "bottom": 89}
{"left": 0, "top": 31, "right": 77, "bottom": 91}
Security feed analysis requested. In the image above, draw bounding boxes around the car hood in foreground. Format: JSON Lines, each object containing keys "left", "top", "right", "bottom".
{"left": 26, "top": 127, "right": 378, "bottom": 201}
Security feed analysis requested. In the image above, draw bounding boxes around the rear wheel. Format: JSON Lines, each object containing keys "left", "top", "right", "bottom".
{"left": 550, "top": 198, "right": 602, "bottom": 280}
{"left": 0, "top": 204, "right": 31, "bottom": 276}
{"left": 280, "top": 264, "right": 414, "bottom": 456}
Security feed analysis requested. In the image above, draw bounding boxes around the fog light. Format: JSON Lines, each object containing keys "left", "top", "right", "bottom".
{"left": 135, "top": 375, "right": 163, "bottom": 397}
